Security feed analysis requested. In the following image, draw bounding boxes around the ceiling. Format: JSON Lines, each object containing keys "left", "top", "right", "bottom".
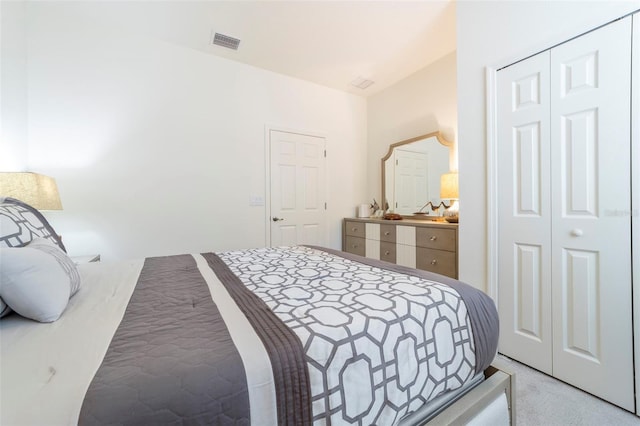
{"left": 67, "top": 1, "right": 457, "bottom": 97}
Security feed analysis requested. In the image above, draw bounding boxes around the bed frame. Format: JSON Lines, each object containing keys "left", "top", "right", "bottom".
{"left": 425, "top": 361, "right": 516, "bottom": 425}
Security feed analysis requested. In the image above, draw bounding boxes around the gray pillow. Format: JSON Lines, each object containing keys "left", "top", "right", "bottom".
{"left": 0, "top": 238, "right": 81, "bottom": 322}
{"left": 0, "top": 197, "right": 66, "bottom": 251}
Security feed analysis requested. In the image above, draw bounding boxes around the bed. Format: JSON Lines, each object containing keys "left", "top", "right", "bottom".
{"left": 0, "top": 197, "right": 513, "bottom": 425}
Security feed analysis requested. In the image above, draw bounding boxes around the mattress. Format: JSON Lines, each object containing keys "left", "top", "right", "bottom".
{"left": 1, "top": 246, "right": 499, "bottom": 425}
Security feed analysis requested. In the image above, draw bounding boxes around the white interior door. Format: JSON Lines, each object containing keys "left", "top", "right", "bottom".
{"left": 497, "top": 51, "right": 553, "bottom": 375}
{"left": 269, "top": 130, "right": 326, "bottom": 247}
{"left": 394, "top": 150, "right": 428, "bottom": 214}
{"left": 549, "top": 17, "right": 633, "bottom": 411}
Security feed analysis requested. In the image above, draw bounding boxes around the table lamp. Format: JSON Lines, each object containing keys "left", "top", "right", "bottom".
{"left": 0, "top": 172, "right": 62, "bottom": 210}
{"left": 440, "top": 172, "right": 459, "bottom": 223}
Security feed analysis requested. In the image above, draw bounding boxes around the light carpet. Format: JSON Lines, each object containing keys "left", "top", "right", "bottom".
{"left": 496, "top": 354, "right": 640, "bottom": 425}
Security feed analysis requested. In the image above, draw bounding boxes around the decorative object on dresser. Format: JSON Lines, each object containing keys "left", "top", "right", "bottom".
{"left": 440, "top": 171, "right": 459, "bottom": 223}
{"left": 414, "top": 170, "right": 459, "bottom": 222}
{"left": 383, "top": 212, "right": 402, "bottom": 220}
{"left": 343, "top": 217, "right": 458, "bottom": 279}
{"left": 414, "top": 200, "right": 448, "bottom": 215}
{"left": 0, "top": 172, "right": 62, "bottom": 210}
{"left": 356, "top": 203, "right": 371, "bottom": 218}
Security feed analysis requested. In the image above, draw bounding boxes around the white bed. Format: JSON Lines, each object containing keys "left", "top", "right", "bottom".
{"left": 1, "top": 255, "right": 513, "bottom": 425}
{"left": 0, "top": 197, "right": 513, "bottom": 425}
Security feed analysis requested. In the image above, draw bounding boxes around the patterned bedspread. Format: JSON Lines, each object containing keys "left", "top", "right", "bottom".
{"left": 80, "top": 246, "right": 498, "bottom": 425}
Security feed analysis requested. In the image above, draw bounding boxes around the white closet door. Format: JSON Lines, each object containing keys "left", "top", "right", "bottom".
{"left": 550, "top": 17, "right": 633, "bottom": 411}
{"left": 497, "top": 52, "right": 553, "bottom": 374}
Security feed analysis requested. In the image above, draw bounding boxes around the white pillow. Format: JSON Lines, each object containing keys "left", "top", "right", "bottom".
{"left": 0, "top": 238, "right": 81, "bottom": 322}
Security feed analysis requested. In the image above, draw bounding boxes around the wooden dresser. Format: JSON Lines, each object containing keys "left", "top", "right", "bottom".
{"left": 342, "top": 218, "right": 458, "bottom": 279}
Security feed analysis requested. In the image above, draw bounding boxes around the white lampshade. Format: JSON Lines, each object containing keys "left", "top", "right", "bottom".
{"left": 0, "top": 172, "right": 63, "bottom": 210}
{"left": 440, "top": 172, "right": 459, "bottom": 200}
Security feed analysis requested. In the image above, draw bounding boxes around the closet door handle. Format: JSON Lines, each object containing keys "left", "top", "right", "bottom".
{"left": 571, "top": 228, "right": 584, "bottom": 237}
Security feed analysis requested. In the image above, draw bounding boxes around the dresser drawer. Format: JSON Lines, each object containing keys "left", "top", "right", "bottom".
{"left": 345, "top": 236, "right": 366, "bottom": 256}
{"left": 380, "top": 241, "right": 397, "bottom": 263}
{"left": 345, "top": 220, "right": 366, "bottom": 238}
{"left": 380, "top": 224, "right": 396, "bottom": 243}
{"left": 416, "top": 227, "right": 456, "bottom": 251}
{"left": 416, "top": 248, "right": 456, "bottom": 278}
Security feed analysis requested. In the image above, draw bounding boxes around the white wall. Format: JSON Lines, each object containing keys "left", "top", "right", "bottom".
{"left": 0, "top": 0, "right": 28, "bottom": 170}
{"left": 367, "top": 51, "right": 457, "bottom": 205}
{"left": 23, "top": 2, "right": 367, "bottom": 260}
{"left": 457, "top": 1, "right": 639, "bottom": 291}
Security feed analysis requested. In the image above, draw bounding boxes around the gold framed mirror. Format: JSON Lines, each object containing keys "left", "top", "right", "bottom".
{"left": 381, "top": 131, "right": 454, "bottom": 216}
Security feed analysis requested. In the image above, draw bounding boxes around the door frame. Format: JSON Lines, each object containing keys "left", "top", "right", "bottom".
{"left": 264, "top": 124, "right": 328, "bottom": 247}
{"left": 631, "top": 10, "right": 640, "bottom": 416}
{"left": 486, "top": 66, "right": 500, "bottom": 303}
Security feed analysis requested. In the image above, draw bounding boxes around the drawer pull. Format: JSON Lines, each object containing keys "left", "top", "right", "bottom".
{"left": 384, "top": 250, "right": 390, "bottom": 256}
{"left": 429, "top": 236, "right": 437, "bottom": 241}
{"left": 431, "top": 259, "right": 437, "bottom": 265}
{"left": 384, "top": 231, "right": 390, "bottom": 236}
{"left": 352, "top": 227, "right": 359, "bottom": 232}
{"left": 352, "top": 244, "right": 359, "bottom": 248}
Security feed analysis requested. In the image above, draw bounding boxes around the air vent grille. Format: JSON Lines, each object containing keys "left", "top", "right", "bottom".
{"left": 350, "top": 77, "right": 375, "bottom": 90}
{"left": 213, "top": 33, "right": 241, "bottom": 50}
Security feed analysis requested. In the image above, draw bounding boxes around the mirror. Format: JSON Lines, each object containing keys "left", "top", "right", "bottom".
{"left": 381, "top": 131, "right": 453, "bottom": 216}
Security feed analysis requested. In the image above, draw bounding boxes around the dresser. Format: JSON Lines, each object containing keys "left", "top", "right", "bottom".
{"left": 342, "top": 218, "right": 458, "bottom": 279}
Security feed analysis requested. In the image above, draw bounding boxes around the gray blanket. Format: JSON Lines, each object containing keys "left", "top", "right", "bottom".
{"left": 79, "top": 255, "right": 252, "bottom": 425}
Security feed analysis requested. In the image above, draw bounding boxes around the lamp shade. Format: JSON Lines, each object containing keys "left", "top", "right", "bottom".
{"left": 440, "top": 172, "right": 459, "bottom": 200}
{"left": 0, "top": 172, "right": 62, "bottom": 210}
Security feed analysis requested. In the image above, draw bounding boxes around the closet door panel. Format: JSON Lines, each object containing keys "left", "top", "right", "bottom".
{"left": 550, "top": 17, "right": 633, "bottom": 411}
{"left": 497, "top": 51, "right": 553, "bottom": 374}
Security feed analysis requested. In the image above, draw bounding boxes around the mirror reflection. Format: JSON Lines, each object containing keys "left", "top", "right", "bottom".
{"left": 382, "top": 132, "right": 453, "bottom": 216}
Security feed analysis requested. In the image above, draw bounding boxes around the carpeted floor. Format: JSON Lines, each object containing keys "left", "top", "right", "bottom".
{"left": 496, "top": 354, "right": 640, "bottom": 425}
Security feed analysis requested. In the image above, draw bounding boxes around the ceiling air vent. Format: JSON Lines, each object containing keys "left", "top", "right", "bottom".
{"left": 212, "top": 32, "right": 241, "bottom": 50}
{"left": 350, "top": 77, "right": 375, "bottom": 90}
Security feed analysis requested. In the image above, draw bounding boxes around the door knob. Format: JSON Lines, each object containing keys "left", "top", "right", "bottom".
{"left": 272, "top": 217, "right": 285, "bottom": 222}
{"left": 571, "top": 228, "right": 583, "bottom": 237}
